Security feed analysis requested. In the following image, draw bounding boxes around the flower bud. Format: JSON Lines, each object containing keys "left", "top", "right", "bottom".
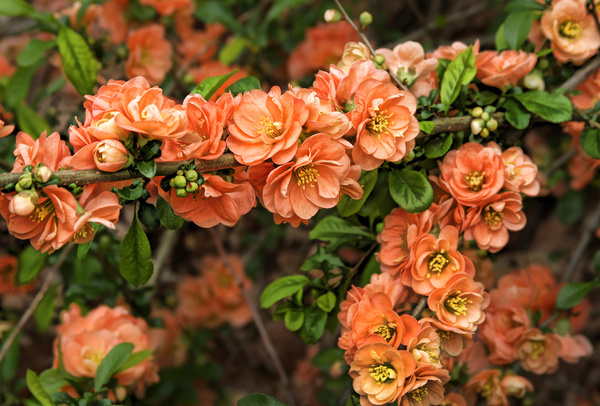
{"left": 34, "top": 165, "right": 53, "bottom": 183}
{"left": 175, "top": 188, "right": 188, "bottom": 198}
{"left": 18, "top": 174, "right": 32, "bottom": 190}
{"left": 481, "top": 111, "right": 490, "bottom": 121}
{"left": 185, "top": 169, "right": 199, "bottom": 182}
{"left": 472, "top": 106, "right": 483, "bottom": 118}
{"left": 114, "top": 386, "right": 128, "bottom": 402}
{"left": 537, "top": 59, "right": 549, "bottom": 70}
{"left": 471, "top": 118, "right": 485, "bottom": 135}
{"left": 373, "top": 53, "right": 386, "bottom": 66}
{"left": 500, "top": 375, "right": 532, "bottom": 398}
{"left": 523, "top": 70, "right": 545, "bottom": 90}
{"left": 9, "top": 191, "right": 38, "bottom": 216}
{"left": 359, "top": 11, "right": 372, "bottom": 28}
{"left": 486, "top": 118, "right": 498, "bottom": 131}
{"left": 480, "top": 128, "right": 490, "bottom": 138}
{"left": 186, "top": 182, "right": 199, "bottom": 193}
{"left": 324, "top": 9, "right": 341, "bottom": 23}
{"left": 403, "top": 150, "right": 415, "bottom": 162}
{"left": 169, "top": 178, "right": 177, "bottom": 188}
{"left": 173, "top": 175, "right": 187, "bottom": 189}
{"left": 94, "top": 140, "right": 132, "bottom": 172}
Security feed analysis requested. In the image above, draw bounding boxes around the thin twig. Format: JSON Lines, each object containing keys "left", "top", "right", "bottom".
{"left": 0, "top": 244, "right": 73, "bottom": 364}
{"left": 411, "top": 297, "right": 428, "bottom": 319}
{"left": 539, "top": 310, "right": 566, "bottom": 329}
{"left": 146, "top": 228, "right": 179, "bottom": 287}
{"left": 333, "top": 0, "right": 409, "bottom": 91}
{"left": 208, "top": 228, "right": 297, "bottom": 406}
{"left": 543, "top": 150, "right": 576, "bottom": 179}
{"left": 559, "top": 54, "right": 600, "bottom": 91}
{"left": 562, "top": 198, "right": 600, "bottom": 282}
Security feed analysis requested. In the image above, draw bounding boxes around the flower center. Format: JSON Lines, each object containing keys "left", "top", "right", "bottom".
{"left": 427, "top": 250, "right": 449, "bottom": 278}
{"left": 373, "top": 322, "right": 397, "bottom": 341}
{"left": 484, "top": 207, "right": 504, "bottom": 230}
{"left": 530, "top": 340, "right": 546, "bottom": 360}
{"left": 464, "top": 171, "right": 485, "bottom": 191}
{"left": 410, "top": 387, "right": 429, "bottom": 403}
{"left": 367, "top": 108, "right": 395, "bottom": 136}
{"left": 444, "top": 292, "right": 472, "bottom": 316}
{"left": 28, "top": 199, "right": 55, "bottom": 223}
{"left": 479, "top": 377, "right": 495, "bottom": 401}
{"left": 369, "top": 364, "right": 397, "bottom": 384}
{"left": 256, "top": 117, "right": 283, "bottom": 139}
{"left": 72, "top": 223, "right": 94, "bottom": 243}
{"left": 559, "top": 20, "right": 582, "bottom": 39}
{"left": 295, "top": 164, "right": 319, "bottom": 189}
{"left": 84, "top": 349, "right": 106, "bottom": 366}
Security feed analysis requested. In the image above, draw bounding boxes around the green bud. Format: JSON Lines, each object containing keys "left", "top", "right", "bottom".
{"left": 481, "top": 112, "right": 490, "bottom": 121}
{"left": 537, "top": 58, "right": 549, "bottom": 70}
{"left": 174, "top": 175, "right": 187, "bottom": 189}
{"left": 470, "top": 118, "right": 485, "bottom": 135}
{"left": 177, "top": 170, "right": 184, "bottom": 176}
{"left": 18, "top": 175, "right": 32, "bottom": 190}
{"left": 169, "top": 178, "right": 176, "bottom": 189}
{"left": 486, "top": 118, "right": 498, "bottom": 132}
{"left": 324, "top": 9, "right": 341, "bottom": 23}
{"left": 480, "top": 128, "right": 490, "bottom": 138}
{"left": 472, "top": 106, "right": 483, "bottom": 118}
{"left": 373, "top": 54, "right": 386, "bottom": 66}
{"left": 15, "top": 183, "right": 23, "bottom": 193}
{"left": 359, "top": 11, "right": 372, "bottom": 28}
{"left": 185, "top": 169, "right": 199, "bottom": 182}
{"left": 404, "top": 150, "right": 416, "bottom": 162}
{"left": 375, "top": 222, "right": 384, "bottom": 234}
{"left": 186, "top": 182, "right": 199, "bottom": 193}
{"left": 175, "top": 188, "right": 188, "bottom": 198}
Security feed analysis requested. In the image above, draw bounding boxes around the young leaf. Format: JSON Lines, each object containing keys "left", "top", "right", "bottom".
{"left": 300, "top": 245, "right": 346, "bottom": 273}
{"left": 284, "top": 308, "right": 305, "bottom": 332}
{"left": 225, "top": 76, "right": 262, "bottom": 96}
{"left": 113, "top": 179, "right": 145, "bottom": 201}
{"left": 495, "top": 24, "right": 509, "bottom": 51}
{"left": 309, "top": 216, "right": 375, "bottom": 242}
{"left": 191, "top": 70, "right": 238, "bottom": 100}
{"left": 56, "top": 26, "right": 98, "bottom": 96}
{"left": 218, "top": 36, "right": 247, "bottom": 65}
{"left": 424, "top": 133, "right": 453, "bottom": 158}
{"left": 17, "top": 246, "right": 48, "bottom": 285}
{"left": 512, "top": 91, "right": 572, "bottom": 123}
{"left": 260, "top": 275, "right": 310, "bottom": 308}
{"left": 119, "top": 211, "right": 154, "bottom": 286}
{"left": 15, "top": 105, "right": 51, "bottom": 138}
{"left": 238, "top": 393, "right": 289, "bottom": 406}
{"left": 337, "top": 170, "right": 378, "bottom": 217}
{"left": 0, "top": 0, "right": 36, "bottom": 17}
{"left": 556, "top": 281, "right": 596, "bottom": 309}
{"left": 440, "top": 47, "right": 476, "bottom": 111}
{"left": 503, "top": 11, "right": 533, "bottom": 50}
{"left": 419, "top": 121, "right": 435, "bottom": 134}
{"left": 316, "top": 292, "right": 336, "bottom": 313}
{"left": 388, "top": 169, "right": 434, "bottom": 213}
{"left": 38, "top": 369, "right": 71, "bottom": 394}
{"left": 137, "top": 160, "right": 157, "bottom": 179}
{"left": 114, "top": 350, "right": 153, "bottom": 375}
{"left": 94, "top": 342, "right": 134, "bottom": 391}
{"left": 504, "top": 98, "right": 531, "bottom": 130}
{"left": 17, "top": 39, "right": 57, "bottom": 67}
{"left": 157, "top": 196, "right": 185, "bottom": 230}
{"left": 26, "top": 370, "right": 54, "bottom": 406}
{"left": 300, "top": 304, "right": 327, "bottom": 344}
{"left": 580, "top": 128, "right": 600, "bottom": 159}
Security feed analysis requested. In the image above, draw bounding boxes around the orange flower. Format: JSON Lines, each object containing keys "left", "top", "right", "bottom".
{"left": 406, "top": 325, "right": 442, "bottom": 366}
{"left": 556, "top": 333, "right": 593, "bottom": 363}
{"left": 401, "top": 364, "right": 449, "bottom": 406}
{"left": 441, "top": 393, "right": 467, "bottom": 406}
{"left": 464, "top": 369, "right": 507, "bottom": 406}
{"left": 500, "top": 375, "right": 533, "bottom": 399}
{"left": 125, "top": 24, "right": 173, "bottom": 85}
{"left": 227, "top": 86, "right": 308, "bottom": 165}
{"left": 405, "top": 225, "right": 475, "bottom": 296}
{"left": 139, "top": 0, "right": 190, "bottom": 16}
{"left": 0, "top": 118, "right": 14, "bottom": 139}
{"left": 98, "top": 0, "right": 129, "bottom": 45}
{"left": 188, "top": 61, "right": 248, "bottom": 100}
{"left": 61, "top": 330, "right": 122, "bottom": 378}
{"left": 351, "top": 79, "right": 420, "bottom": 170}
{"left": 71, "top": 191, "right": 121, "bottom": 244}
{"left": 349, "top": 343, "right": 416, "bottom": 405}
{"left": 479, "top": 305, "right": 530, "bottom": 364}
{"left": 475, "top": 50, "right": 537, "bottom": 90}
{"left": 571, "top": 68, "right": 600, "bottom": 109}
{"left": 438, "top": 142, "right": 505, "bottom": 207}
{"left": 516, "top": 328, "right": 561, "bottom": 374}
{"left": 291, "top": 88, "right": 352, "bottom": 139}
{"left": 261, "top": 134, "right": 359, "bottom": 222}
{"left": 428, "top": 40, "right": 480, "bottom": 60}
{"left": 13, "top": 131, "right": 71, "bottom": 172}
{"left": 488, "top": 142, "right": 540, "bottom": 196}
{"left": 541, "top": 0, "right": 600, "bottom": 64}
{"left": 464, "top": 192, "right": 526, "bottom": 253}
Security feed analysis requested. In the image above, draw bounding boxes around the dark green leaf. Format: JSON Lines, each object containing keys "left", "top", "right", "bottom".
{"left": 593, "top": 250, "right": 600, "bottom": 273}
{"left": 5, "top": 66, "right": 37, "bottom": 109}
{"left": 476, "top": 91, "right": 499, "bottom": 106}
{"left": 424, "top": 133, "right": 453, "bottom": 158}
{"left": 419, "top": 121, "right": 435, "bottom": 134}
{"left": 114, "top": 350, "right": 153, "bottom": 375}
{"left": 260, "top": 275, "right": 310, "bottom": 308}
{"left": 388, "top": 169, "right": 434, "bottom": 213}
{"left": 337, "top": 170, "right": 378, "bottom": 217}
{"left": 512, "top": 91, "right": 572, "bottom": 123}
{"left": 94, "top": 342, "right": 134, "bottom": 391}
{"left": 440, "top": 47, "right": 476, "bottom": 111}
{"left": 435, "top": 59, "right": 450, "bottom": 83}
{"left": 51, "top": 392, "right": 77, "bottom": 406}
{"left": 316, "top": 292, "right": 336, "bottom": 312}
{"left": 113, "top": 179, "right": 144, "bottom": 201}
{"left": 580, "top": 127, "right": 600, "bottom": 159}
{"left": 137, "top": 160, "right": 157, "bottom": 179}
{"left": 157, "top": 196, "right": 185, "bottom": 230}
{"left": 17, "top": 39, "right": 57, "bottom": 67}
{"left": 194, "top": 1, "right": 243, "bottom": 32}
{"left": 26, "top": 370, "right": 54, "bottom": 406}
{"left": 191, "top": 70, "right": 238, "bottom": 100}
{"left": 504, "top": 12, "right": 533, "bottom": 50}
{"left": 34, "top": 284, "right": 57, "bottom": 332}
{"left": 238, "top": 393, "right": 289, "bottom": 406}
{"left": 56, "top": 26, "right": 98, "bottom": 96}
{"left": 495, "top": 24, "right": 509, "bottom": 51}
{"left": 119, "top": 212, "right": 154, "bottom": 286}
{"left": 17, "top": 246, "right": 48, "bottom": 285}
{"left": 225, "top": 76, "right": 261, "bottom": 96}
{"left": 309, "top": 216, "right": 374, "bottom": 242}
{"left": 0, "top": 0, "right": 36, "bottom": 17}
{"left": 138, "top": 202, "right": 160, "bottom": 231}
{"left": 556, "top": 281, "right": 596, "bottom": 309}
{"left": 300, "top": 304, "right": 327, "bottom": 344}
{"left": 139, "top": 140, "right": 162, "bottom": 161}
{"left": 300, "top": 245, "right": 346, "bottom": 273}
{"left": 360, "top": 255, "right": 381, "bottom": 286}
{"left": 15, "top": 105, "right": 51, "bottom": 138}
{"left": 0, "top": 332, "right": 20, "bottom": 383}
{"left": 284, "top": 308, "right": 304, "bottom": 331}
{"left": 556, "top": 190, "right": 584, "bottom": 225}
{"left": 505, "top": 0, "right": 546, "bottom": 12}
{"left": 504, "top": 98, "right": 531, "bottom": 130}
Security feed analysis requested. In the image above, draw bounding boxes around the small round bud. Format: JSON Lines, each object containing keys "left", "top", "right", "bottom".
{"left": 34, "top": 165, "right": 53, "bottom": 183}
{"left": 15, "top": 183, "right": 23, "bottom": 193}
{"left": 175, "top": 188, "right": 188, "bottom": 198}
{"left": 486, "top": 118, "right": 498, "bottom": 132}
{"left": 174, "top": 175, "right": 187, "bottom": 189}
{"left": 169, "top": 178, "right": 176, "bottom": 188}
{"left": 375, "top": 222, "right": 384, "bottom": 234}
{"left": 472, "top": 106, "right": 483, "bottom": 118}
{"left": 324, "top": 9, "right": 341, "bottom": 23}
{"left": 480, "top": 128, "right": 490, "bottom": 138}
{"left": 185, "top": 169, "right": 199, "bottom": 182}
{"left": 404, "top": 150, "right": 416, "bottom": 162}
{"left": 18, "top": 177, "right": 32, "bottom": 190}
{"left": 373, "top": 54, "right": 386, "bottom": 66}
{"left": 523, "top": 71, "right": 545, "bottom": 91}
{"left": 481, "top": 112, "right": 490, "bottom": 122}
{"left": 9, "top": 191, "right": 38, "bottom": 216}
{"left": 470, "top": 118, "right": 485, "bottom": 135}
{"left": 94, "top": 140, "right": 132, "bottom": 172}
{"left": 359, "top": 11, "right": 372, "bottom": 28}
{"left": 537, "top": 59, "right": 549, "bottom": 70}
{"left": 186, "top": 182, "right": 199, "bottom": 193}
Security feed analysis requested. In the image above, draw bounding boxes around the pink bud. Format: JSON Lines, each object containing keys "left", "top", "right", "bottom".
{"left": 500, "top": 375, "right": 533, "bottom": 398}
{"left": 35, "top": 165, "right": 53, "bottom": 183}
{"left": 9, "top": 191, "right": 38, "bottom": 216}
{"left": 94, "top": 140, "right": 131, "bottom": 172}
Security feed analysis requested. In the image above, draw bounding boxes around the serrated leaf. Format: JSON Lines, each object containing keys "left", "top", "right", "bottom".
{"left": 238, "top": 394, "right": 289, "bottom": 406}
{"left": 512, "top": 91, "right": 572, "bottom": 123}
{"left": 138, "top": 201, "right": 160, "bottom": 231}
{"left": 424, "top": 133, "right": 453, "bottom": 158}
{"left": 419, "top": 121, "right": 435, "bottom": 134}
{"left": 156, "top": 196, "right": 185, "bottom": 230}
{"left": 119, "top": 212, "right": 153, "bottom": 286}
{"left": 300, "top": 304, "right": 327, "bottom": 344}
{"left": 556, "top": 281, "right": 596, "bottom": 309}
{"left": 388, "top": 169, "right": 434, "bottom": 213}
{"left": 337, "top": 170, "right": 378, "bottom": 217}
{"left": 284, "top": 308, "right": 304, "bottom": 331}
{"left": 56, "top": 26, "right": 98, "bottom": 96}
{"left": 580, "top": 128, "right": 600, "bottom": 159}
{"left": 17, "top": 246, "right": 48, "bottom": 285}
{"left": 260, "top": 275, "right": 310, "bottom": 308}
{"left": 114, "top": 350, "right": 153, "bottom": 375}
{"left": 26, "top": 370, "right": 53, "bottom": 406}
{"left": 440, "top": 47, "right": 476, "bottom": 112}
{"left": 309, "top": 216, "right": 374, "bottom": 242}
{"left": 504, "top": 11, "right": 533, "bottom": 50}
{"left": 191, "top": 70, "right": 238, "bottom": 100}
{"left": 137, "top": 160, "right": 157, "bottom": 178}
{"left": 504, "top": 98, "right": 531, "bottom": 130}
{"left": 0, "top": 0, "right": 36, "bottom": 17}
{"left": 18, "top": 39, "right": 57, "bottom": 67}
{"left": 225, "top": 76, "right": 261, "bottom": 96}
{"left": 94, "top": 343, "right": 134, "bottom": 391}
{"left": 316, "top": 292, "right": 336, "bottom": 312}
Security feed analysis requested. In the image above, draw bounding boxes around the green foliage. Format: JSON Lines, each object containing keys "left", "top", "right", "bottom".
{"left": 0, "top": 0, "right": 36, "bottom": 17}
{"left": 260, "top": 275, "right": 310, "bottom": 308}
{"left": 226, "top": 76, "right": 262, "bottom": 96}
{"left": 17, "top": 39, "right": 57, "bottom": 67}
{"left": 119, "top": 210, "right": 154, "bottom": 286}
{"left": 580, "top": 128, "right": 600, "bottom": 159}
{"left": 219, "top": 37, "right": 248, "bottom": 65}
{"left": 94, "top": 342, "right": 134, "bottom": 391}
{"left": 238, "top": 394, "right": 289, "bottom": 406}
{"left": 556, "top": 281, "right": 598, "bottom": 309}
{"left": 38, "top": 369, "right": 71, "bottom": 394}
{"left": 316, "top": 291, "right": 336, "bottom": 312}
{"left": 424, "top": 133, "right": 453, "bottom": 158}
{"left": 137, "top": 160, "right": 157, "bottom": 179}
{"left": 157, "top": 196, "right": 185, "bottom": 230}
{"left": 34, "top": 284, "right": 57, "bottom": 332}
{"left": 300, "top": 245, "right": 346, "bottom": 273}
{"left": 505, "top": 0, "right": 546, "bottom": 12}
{"left": 15, "top": 105, "right": 51, "bottom": 138}
{"left": 337, "top": 170, "right": 378, "bottom": 217}
{"left": 504, "top": 98, "right": 531, "bottom": 130}
{"left": 440, "top": 47, "right": 476, "bottom": 113}
{"left": 512, "top": 91, "right": 573, "bottom": 123}
{"left": 18, "top": 246, "right": 48, "bottom": 284}
{"left": 284, "top": 308, "right": 304, "bottom": 331}
{"left": 56, "top": 25, "right": 98, "bottom": 96}
{"left": 138, "top": 201, "right": 161, "bottom": 231}
{"left": 114, "top": 350, "right": 153, "bottom": 375}
{"left": 300, "top": 304, "right": 327, "bottom": 344}
{"left": 113, "top": 179, "right": 145, "bottom": 201}
{"left": 419, "top": 121, "right": 435, "bottom": 134}
{"left": 309, "top": 216, "right": 374, "bottom": 242}
{"left": 0, "top": 332, "right": 20, "bottom": 384}
{"left": 191, "top": 70, "right": 238, "bottom": 100}
{"left": 503, "top": 12, "right": 533, "bottom": 50}
{"left": 26, "top": 370, "right": 54, "bottom": 406}
{"left": 388, "top": 168, "right": 434, "bottom": 213}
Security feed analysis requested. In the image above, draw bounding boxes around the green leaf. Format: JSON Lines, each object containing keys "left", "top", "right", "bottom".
{"left": 300, "top": 304, "right": 327, "bottom": 344}
{"left": 50, "top": 393, "right": 77, "bottom": 406}
{"left": 495, "top": 24, "right": 509, "bottom": 51}
{"left": 38, "top": 369, "right": 71, "bottom": 394}
{"left": 15, "top": 105, "right": 51, "bottom": 139}
{"left": 593, "top": 250, "right": 600, "bottom": 273}
{"left": 424, "top": 133, "right": 453, "bottom": 158}
{"left": 284, "top": 308, "right": 304, "bottom": 332}
{"left": 435, "top": 59, "right": 450, "bottom": 82}
{"left": 138, "top": 201, "right": 160, "bottom": 231}
{"left": 34, "top": 284, "right": 57, "bottom": 333}
{"left": 504, "top": 12, "right": 533, "bottom": 50}
{"left": 0, "top": 332, "right": 20, "bottom": 383}
{"left": 505, "top": 0, "right": 546, "bottom": 12}
{"left": 580, "top": 128, "right": 600, "bottom": 159}
{"left": 17, "top": 39, "right": 57, "bottom": 67}
{"left": 419, "top": 121, "right": 435, "bottom": 134}
{"left": 56, "top": 25, "right": 98, "bottom": 96}
{"left": 265, "top": 0, "right": 307, "bottom": 21}
{"left": 337, "top": 170, "right": 378, "bottom": 217}
{"left": 17, "top": 246, "right": 48, "bottom": 285}
{"left": 219, "top": 37, "right": 247, "bottom": 66}
{"left": 556, "top": 281, "right": 596, "bottom": 309}
{"left": 476, "top": 91, "right": 498, "bottom": 106}
{"left": 360, "top": 255, "right": 381, "bottom": 286}
{"left": 238, "top": 393, "right": 289, "bottom": 406}
{"left": 556, "top": 190, "right": 584, "bottom": 225}
{"left": 156, "top": 196, "right": 185, "bottom": 230}
{"left": 194, "top": 1, "right": 243, "bottom": 32}
{"left": 114, "top": 350, "right": 153, "bottom": 375}
{"left": 5, "top": 65, "right": 37, "bottom": 109}
{"left": 0, "top": 0, "right": 36, "bottom": 17}
{"left": 316, "top": 292, "right": 336, "bottom": 312}
{"left": 94, "top": 342, "right": 134, "bottom": 391}
{"left": 113, "top": 179, "right": 144, "bottom": 201}
{"left": 260, "top": 275, "right": 310, "bottom": 308}
{"left": 388, "top": 169, "right": 434, "bottom": 213}
{"left": 504, "top": 98, "right": 531, "bottom": 130}
{"left": 26, "top": 370, "right": 54, "bottom": 406}
{"left": 191, "top": 70, "right": 238, "bottom": 100}
{"left": 440, "top": 47, "right": 476, "bottom": 111}
{"left": 512, "top": 91, "right": 572, "bottom": 123}
{"left": 119, "top": 211, "right": 154, "bottom": 286}
{"left": 225, "top": 76, "right": 261, "bottom": 96}
{"left": 309, "top": 216, "right": 374, "bottom": 242}
{"left": 300, "top": 245, "right": 346, "bottom": 273}
{"left": 137, "top": 160, "right": 157, "bottom": 178}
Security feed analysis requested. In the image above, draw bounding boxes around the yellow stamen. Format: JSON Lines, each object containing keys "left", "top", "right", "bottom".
{"left": 444, "top": 294, "right": 472, "bottom": 316}
{"left": 28, "top": 199, "right": 55, "bottom": 223}
{"left": 72, "top": 223, "right": 94, "bottom": 243}
{"left": 479, "top": 377, "right": 495, "bottom": 401}
{"left": 427, "top": 252, "right": 449, "bottom": 278}
{"left": 369, "top": 364, "right": 397, "bottom": 384}
{"left": 367, "top": 109, "right": 396, "bottom": 137}
{"left": 559, "top": 20, "right": 582, "bottom": 39}
{"left": 255, "top": 117, "right": 283, "bottom": 139}
{"left": 530, "top": 340, "right": 546, "bottom": 360}
{"left": 295, "top": 164, "right": 319, "bottom": 189}
{"left": 483, "top": 207, "right": 504, "bottom": 230}
{"left": 464, "top": 171, "right": 485, "bottom": 191}
{"left": 84, "top": 349, "right": 106, "bottom": 366}
{"left": 410, "top": 387, "right": 429, "bottom": 403}
{"left": 373, "top": 322, "right": 397, "bottom": 341}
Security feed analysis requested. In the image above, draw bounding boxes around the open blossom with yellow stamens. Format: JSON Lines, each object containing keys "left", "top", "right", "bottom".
{"left": 516, "top": 328, "right": 561, "bottom": 374}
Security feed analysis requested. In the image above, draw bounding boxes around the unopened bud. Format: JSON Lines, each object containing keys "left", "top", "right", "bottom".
{"left": 324, "top": 9, "right": 341, "bottom": 23}
{"left": 486, "top": 118, "right": 498, "bottom": 132}
{"left": 186, "top": 182, "right": 199, "bottom": 193}
{"left": 471, "top": 118, "right": 485, "bottom": 135}
{"left": 537, "top": 59, "right": 549, "bottom": 70}
{"left": 94, "top": 140, "right": 132, "bottom": 172}
{"left": 34, "top": 165, "right": 53, "bottom": 183}
{"left": 9, "top": 191, "right": 38, "bottom": 216}
{"left": 404, "top": 150, "right": 415, "bottom": 162}
{"left": 114, "top": 386, "right": 128, "bottom": 402}
{"left": 373, "top": 54, "right": 386, "bottom": 66}
{"left": 175, "top": 188, "right": 188, "bottom": 198}
{"left": 18, "top": 173, "right": 33, "bottom": 190}
{"left": 481, "top": 111, "right": 490, "bottom": 121}
{"left": 169, "top": 178, "right": 176, "bottom": 188}
{"left": 185, "top": 169, "right": 199, "bottom": 182}
{"left": 472, "top": 106, "right": 483, "bottom": 118}
{"left": 329, "top": 360, "right": 346, "bottom": 379}
{"left": 480, "top": 128, "right": 490, "bottom": 138}
{"left": 359, "top": 11, "right": 372, "bottom": 28}
{"left": 523, "top": 70, "right": 545, "bottom": 90}
{"left": 173, "top": 175, "right": 187, "bottom": 189}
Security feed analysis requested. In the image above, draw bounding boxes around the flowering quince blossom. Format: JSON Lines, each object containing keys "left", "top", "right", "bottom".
{"left": 125, "top": 24, "right": 173, "bottom": 85}
{"left": 488, "top": 142, "right": 540, "bottom": 196}
{"left": 138, "top": 0, "right": 190, "bottom": 16}
{"left": 516, "top": 328, "right": 561, "bottom": 374}
{"left": 336, "top": 41, "right": 371, "bottom": 74}
{"left": 291, "top": 87, "right": 352, "bottom": 139}
{"left": 475, "top": 50, "right": 537, "bottom": 90}
{"left": 427, "top": 40, "right": 480, "bottom": 60}
{"left": 479, "top": 305, "right": 531, "bottom": 364}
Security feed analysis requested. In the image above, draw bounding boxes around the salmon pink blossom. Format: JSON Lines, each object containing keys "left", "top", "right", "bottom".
{"left": 516, "top": 328, "right": 561, "bottom": 374}
{"left": 475, "top": 50, "right": 537, "bottom": 90}
{"left": 125, "top": 24, "right": 173, "bottom": 85}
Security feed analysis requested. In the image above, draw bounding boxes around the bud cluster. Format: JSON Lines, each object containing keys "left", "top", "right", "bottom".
{"left": 7, "top": 163, "right": 56, "bottom": 216}
{"left": 471, "top": 106, "right": 498, "bottom": 138}
{"left": 169, "top": 168, "right": 204, "bottom": 198}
